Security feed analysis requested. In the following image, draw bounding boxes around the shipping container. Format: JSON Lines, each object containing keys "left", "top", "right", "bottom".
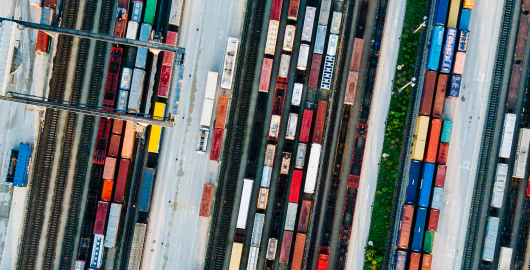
{"left": 210, "top": 129, "right": 224, "bottom": 161}
{"left": 427, "top": 26, "right": 445, "bottom": 71}
{"left": 442, "top": 97, "right": 455, "bottom": 120}
{"left": 398, "top": 204, "right": 414, "bottom": 249}
{"left": 259, "top": 58, "right": 273, "bottom": 92}
{"left": 483, "top": 217, "right": 500, "bottom": 262}
{"left": 458, "top": 30, "right": 469, "bottom": 52}
{"left": 327, "top": 34, "right": 338, "bottom": 56}
{"left": 515, "top": 16, "right": 528, "bottom": 61}
{"left": 320, "top": 55, "right": 335, "bottom": 90}
{"left": 419, "top": 163, "right": 435, "bottom": 208}
{"left": 107, "top": 134, "right": 121, "bottom": 158}
{"left": 127, "top": 68, "right": 145, "bottom": 112}
{"left": 236, "top": 178, "right": 254, "bottom": 229}
{"left": 412, "top": 116, "right": 430, "bottom": 161}
{"left": 41, "top": 7, "right": 54, "bottom": 25}
{"left": 302, "top": 7, "right": 316, "bottom": 42}
{"left": 93, "top": 202, "right": 109, "bottom": 235}
{"left": 6, "top": 150, "right": 17, "bottom": 183}
{"left": 428, "top": 209, "right": 440, "bottom": 231}
{"left": 423, "top": 231, "right": 435, "bottom": 253}
{"left": 422, "top": 254, "right": 433, "bottom": 270}
{"left": 441, "top": 28, "right": 457, "bottom": 73}
{"left": 199, "top": 184, "right": 214, "bottom": 217}
{"left": 292, "top": 83, "right": 304, "bottom": 106}
{"left": 266, "top": 238, "right": 278, "bottom": 260}
{"left": 251, "top": 213, "right": 265, "bottom": 247}
{"left": 143, "top": 0, "right": 157, "bottom": 25}
{"left": 330, "top": 12, "right": 342, "bottom": 34}
{"left": 448, "top": 74, "right": 461, "bottom": 98}
{"left": 157, "top": 64, "right": 173, "bottom": 98}
{"left": 514, "top": 128, "right": 530, "bottom": 178}
{"left": 299, "top": 110, "right": 313, "bottom": 143}
{"left": 314, "top": 25, "right": 327, "bottom": 54}
{"left": 431, "top": 187, "right": 443, "bottom": 210}
{"left": 297, "top": 44, "right": 310, "bottom": 71}
{"left": 270, "top": 0, "right": 282, "bottom": 21}
{"left": 126, "top": 21, "right": 139, "bottom": 40}
{"left": 13, "top": 143, "right": 33, "bottom": 187}
{"left": 257, "top": 187, "right": 269, "bottom": 210}
{"left": 420, "top": 71, "right": 437, "bottom": 116}
{"left": 89, "top": 234, "right": 104, "bottom": 268}
{"left": 279, "top": 54, "right": 291, "bottom": 80}
{"left": 104, "top": 203, "right": 122, "bottom": 248}
{"left": 440, "top": 120, "right": 453, "bottom": 143}
{"left": 453, "top": 51, "right": 466, "bottom": 75}
{"left": 117, "top": 90, "right": 128, "bottom": 111}
{"left": 432, "top": 74, "right": 448, "bottom": 118}
{"left": 283, "top": 25, "right": 296, "bottom": 52}
{"left": 262, "top": 165, "right": 272, "bottom": 188}
{"left": 409, "top": 252, "right": 421, "bottom": 270}
{"left": 500, "top": 113, "right": 516, "bottom": 159}
{"left": 318, "top": 0, "right": 331, "bottom": 25}
{"left": 221, "top": 38, "right": 239, "bottom": 89}
{"left": 168, "top": 0, "right": 184, "bottom": 26}
{"left": 214, "top": 96, "right": 229, "bottom": 129}
{"left": 344, "top": 71, "right": 358, "bottom": 105}
{"left": 447, "top": 0, "right": 462, "bottom": 28}
{"left": 131, "top": 1, "right": 143, "bottom": 22}
{"left": 247, "top": 246, "right": 259, "bottom": 270}
{"left": 297, "top": 200, "right": 311, "bottom": 233}
{"left": 459, "top": 9, "right": 471, "bottom": 31}
{"left": 312, "top": 101, "right": 327, "bottom": 144}
{"left": 35, "top": 31, "right": 49, "bottom": 53}
{"left": 139, "top": 168, "right": 155, "bottom": 212}
{"left": 124, "top": 47, "right": 137, "bottom": 69}
{"left": 317, "top": 250, "right": 329, "bottom": 270}
{"left": 285, "top": 202, "right": 298, "bottom": 231}
{"left": 425, "top": 119, "right": 442, "bottom": 163}
{"left": 435, "top": 165, "right": 447, "bottom": 187}
{"left": 121, "top": 121, "right": 135, "bottom": 159}
{"left": 281, "top": 152, "right": 292, "bottom": 175}
{"left": 112, "top": 119, "right": 124, "bottom": 135}
{"left": 148, "top": 103, "right": 165, "bottom": 154}
{"left": 507, "top": 64, "right": 522, "bottom": 110}
{"left": 103, "top": 157, "right": 117, "bottom": 180}
{"left": 265, "top": 20, "right": 280, "bottom": 55}
{"left": 463, "top": 0, "right": 474, "bottom": 9}
{"left": 491, "top": 163, "right": 508, "bottom": 208}
{"left": 287, "top": 0, "right": 300, "bottom": 20}
{"left": 279, "top": 231, "right": 293, "bottom": 263}
{"left": 498, "top": 247, "right": 513, "bottom": 270}
{"left": 135, "top": 23, "right": 152, "bottom": 69}
{"left": 304, "top": 144, "right": 322, "bottom": 193}
{"left": 437, "top": 142, "right": 449, "bottom": 164}
{"left": 289, "top": 170, "right": 303, "bottom": 203}
{"left": 308, "top": 54, "right": 323, "bottom": 88}
{"left": 291, "top": 233, "right": 306, "bottom": 270}
{"left": 395, "top": 251, "right": 407, "bottom": 270}
{"left": 268, "top": 115, "right": 281, "bottom": 140}
{"left": 129, "top": 223, "right": 146, "bottom": 270}
{"left": 229, "top": 243, "right": 243, "bottom": 270}
{"left": 295, "top": 143, "right": 307, "bottom": 169}
{"left": 350, "top": 38, "right": 363, "bottom": 71}
{"left": 101, "top": 179, "right": 114, "bottom": 202}
{"left": 411, "top": 207, "right": 427, "bottom": 252}
{"left": 74, "top": 260, "right": 85, "bottom": 270}
{"left": 286, "top": 113, "right": 298, "bottom": 140}
{"left": 433, "top": 0, "right": 450, "bottom": 25}
{"left": 405, "top": 160, "right": 422, "bottom": 204}
{"left": 113, "top": 159, "right": 130, "bottom": 203}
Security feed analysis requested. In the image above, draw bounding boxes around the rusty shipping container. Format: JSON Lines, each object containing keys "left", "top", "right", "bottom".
{"left": 420, "top": 71, "right": 437, "bottom": 116}
{"left": 36, "top": 31, "right": 49, "bottom": 53}
{"left": 428, "top": 209, "right": 440, "bottom": 231}
{"left": 437, "top": 142, "right": 449, "bottom": 164}
{"left": 312, "top": 101, "right": 327, "bottom": 144}
{"left": 259, "top": 58, "right": 273, "bottom": 92}
{"left": 432, "top": 74, "right": 448, "bottom": 119}
{"left": 215, "top": 96, "right": 230, "bottom": 129}
{"left": 409, "top": 252, "right": 421, "bottom": 270}
{"left": 297, "top": 200, "right": 311, "bottom": 233}
{"left": 199, "top": 184, "right": 214, "bottom": 217}
{"left": 113, "top": 159, "right": 130, "bottom": 203}
{"left": 279, "top": 231, "right": 293, "bottom": 263}
{"left": 350, "top": 38, "right": 363, "bottom": 71}
{"left": 435, "top": 165, "right": 447, "bottom": 187}
{"left": 344, "top": 71, "right": 358, "bottom": 105}
{"left": 291, "top": 233, "right": 306, "bottom": 270}
{"left": 398, "top": 204, "right": 414, "bottom": 249}
{"left": 108, "top": 134, "right": 121, "bottom": 158}
{"left": 425, "top": 119, "right": 442, "bottom": 163}
{"left": 308, "top": 54, "right": 323, "bottom": 88}
{"left": 525, "top": 0, "right": 530, "bottom": 12}
{"left": 515, "top": 15, "right": 529, "bottom": 61}
{"left": 103, "top": 157, "right": 117, "bottom": 180}
{"left": 507, "top": 64, "right": 522, "bottom": 110}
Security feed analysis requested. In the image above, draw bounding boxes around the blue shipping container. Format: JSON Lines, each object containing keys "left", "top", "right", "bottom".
{"left": 139, "top": 168, "right": 155, "bottom": 212}
{"left": 459, "top": 9, "right": 471, "bottom": 31}
{"left": 427, "top": 26, "right": 445, "bottom": 71}
{"left": 395, "top": 250, "right": 407, "bottom": 270}
{"left": 135, "top": 23, "right": 152, "bottom": 69}
{"left": 458, "top": 30, "right": 469, "bottom": 52}
{"left": 314, "top": 25, "right": 327, "bottom": 55}
{"left": 441, "top": 120, "right": 453, "bottom": 143}
{"left": 13, "top": 143, "right": 33, "bottom": 187}
{"left": 440, "top": 28, "right": 457, "bottom": 73}
{"left": 411, "top": 207, "right": 428, "bottom": 252}
{"left": 448, "top": 74, "right": 462, "bottom": 97}
{"left": 433, "top": 0, "right": 450, "bottom": 25}
{"left": 418, "top": 163, "right": 435, "bottom": 208}
{"left": 405, "top": 160, "right": 422, "bottom": 204}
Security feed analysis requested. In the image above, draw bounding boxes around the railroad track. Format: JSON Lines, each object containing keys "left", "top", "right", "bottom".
{"left": 203, "top": 0, "right": 266, "bottom": 268}
{"left": 461, "top": 0, "right": 515, "bottom": 267}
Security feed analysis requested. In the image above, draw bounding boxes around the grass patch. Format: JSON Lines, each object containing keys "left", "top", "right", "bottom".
{"left": 363, "top": 0, "right": 427, "bottom": 269}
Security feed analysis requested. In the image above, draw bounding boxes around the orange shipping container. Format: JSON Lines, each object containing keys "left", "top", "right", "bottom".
{"left": 398, "top": 204, "right": 414, "bottom": 249}
{"left": 121, "top": 121, "right": 135, "bottom": 159}
{"left": 103, "top": 157, "right": 117, "bottom": 180}
{"left": 463, "top": 0, "right": 474, "bottom": 9}
{"left": 409, "top": 252, "right": 421, "bottom": 270}
{"left": 199, "top": 184, "right": 214, "bottom": 217}
{"left": 214, "top": 96, "right": 230, "bottom": 129}
{"left": 101, "top": 179, "right": 114, "bottom": 201}
{"left": 425, "top": 119, "right": 442, "bottom": 163}
{"left": 291, "top": 233, "right": 306, "bottom": 270}
{"left": 422, "top": 254, "right": 433, "bottom": 270}
{"left": 112, "top": 119, "right": 124, "bottom": 134}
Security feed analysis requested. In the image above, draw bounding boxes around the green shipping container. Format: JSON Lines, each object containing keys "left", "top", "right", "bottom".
{"left": 441, "top": 120, "right": 453, "bottom": 143}
{"left": 143, "top": 0, "right": 158, "bottom": 25}
{"left": 423, "top": 231, "right": 435, "bottom": 254}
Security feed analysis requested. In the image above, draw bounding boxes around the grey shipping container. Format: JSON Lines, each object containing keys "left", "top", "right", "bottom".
{"left": 314, "top": 25, "right": 327, "bottom": 54}
{"left": 301, "top": 7, "right": 316, "bottom": 42}
{"left": 135, "top": 23, "right": 152, "bottom": 69}
{"left": 120, "top": 67, "right": 132, "bottom": 90}
{"left": 295, "top": 143, "right": 307, "bottom": 169}
{"left": 284, "top": 202, "right": 298, "bottom": 231}
{"left": 131, "top": 1, "right": 143, "bottom": 22}
{"left": 431, "top": 187, "right": 443, "bottom": 210}
{"left": 442, "top": 97, "right": 455, "bottom": 121}
{"left": 104, "top": 203, "right": 123, "bottom": 248}
{"left": 483, "top": 217, "right": 500, "bottom": 262}
{"left": 139, "top": 168, "right": 155, "bottom": 212}
{"left": 266, "top": 238, "right": 278, "bottom": 260}
{"left": 128, "top": 68, "right": 145, "bottom": 112}
{"left": 318, "top": 0, "right": 331, "bottom": 25}
{"left": 251, "top": 213, "right": 265, "bottom": 247}
{"left": 117, "top": 90, "right": 129, "bottom": 111}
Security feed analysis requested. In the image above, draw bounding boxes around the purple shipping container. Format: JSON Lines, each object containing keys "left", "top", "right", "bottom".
{"left": 448, "top": 74, "right": 461, "bottom": 98}
{"left": 458, "top": 30, "right": 469, "bottom": 52}
{"left": 441, "top": 28, "right": 457, "bottom": 73}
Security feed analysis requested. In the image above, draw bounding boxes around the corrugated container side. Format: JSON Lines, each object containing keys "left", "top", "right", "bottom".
{"left": 412, "top": 116, "right": 430, "bottom": 161}
{"left": 459, "top": 9, "right": 471, "bottom": 31}
{"left": 437, "top": 142, "right": 449, "bottom": 164}
{"left": 453, "top": 51, "right": 466, "bottom": 75}
{"left": 500, "top": 114, "right": 516, "bottom": 159}
{"left": 418, "top": 163, "right": 435, "bottom": 208}
{"left": 301, "top": 7, "right": 316, "bottom": 42}
{"left": 36, "top": 31, "right": 49, "bottom": 53}
{"left": 411, "top": 207, "right": 427, "bottom": 252}
{"left": 104, "top": 203, "right": 122, "bottom": 248}
{"left": 425, "top": 119, "right": 442, "bottom": 163}
{"left": 344, "top": 71, "right": 358, "bottom": 105}
{"left": 314, "top": 25, "right": 327, "bottom": 54}
{"left": 157, "top": 64, "right": 173, "bottom": 98}
{"left": 291, "top": 233, "right": 306, "bottom": 270}
{"left": 229, "top": 243, "right": 243, "bottom": 270}
{"left": 448, "top": 74, "right": 461, "bottom": 98}
{"left": 395, "top": 251, "right": 407, "bottom": 270}
{"left": 312, "top": 101, "right": 327, "bottom": 144}
{"left": 265, "top": 20, "right": 280, "bottom": 55}
{"left": 270, "top": 0, "right": 282, "bottom": 21}
{"left": 428, "top": 209, "right": 440, "bottom": 231}
{"left": 285, "top": 202, "right": 298, "bottom": 231}
{"left": 215, "top": 96, "right": 230, "bottom": 129}
{"left": 128, "top": 69, "right": 145, "bottom": 112}
{"left": 112, "top": 119, "right": 124, "bottom": 134}
{"left": 236, "top": 179, "right": 254, "bottom": 229}
{"left": 398, "top": 204, "right": 414, "bottom": 249}
{"left": 427, "top": 26, "right": 445, "bottom": 71}
{"left": 431, "top": 187, "right": 443, "bottom": 210}
{"left": 350, "top": 38, "right": 364, "bottom": 71}
{"left": 210, "top": 129, "right": 224, "bottom": 161}
{"left": 289, "top": 170, "right": 303, "bottom": 202}
{"left": 409, "top": 252, "right": 421, "bottom": 270}
{"left": 422, "top": 254, "right": 433, "bottom": 269}
{"left": 13, "top": 143, "right": 33, "bottom": 187}
{"left": 432, "top": 74, "right": 448, "bottom": 118}
{"left": 405, "top": 160, "right": 422, "bottom": 204}
{"left": 121, "top": 121, "right": 135, "bottom": 159}
{"left": 139, "top": 168, "right": 155, "bottom": 212}
{"left": 440, "top": 120, "right": 453, "bottom": 143}
{"left": 113, "top": 158, "right": 130, "bottom": 203}
{"left": 308, "top": 54, "right": 323, "bottom": 88}
{"left": 297, "top": 200, "right": 311, "bottom": 233}
{"left": 247, "top": 246, "right": 259, "bottom": 270}
{"left": 433, "top": 0, "right": 450, "bottom": 25}
{"left": 199, "top": 185, "right": 214, "bottom": 217}
{"left": 420, "top": 71, "right": 437, "bottom": 116}
{"left": 279, "top": 231, "right": 293, "bottom": 263}
{"left": 491, "top": 163, "right": 508, "bottom": 208}
{"left": 435, "top": 165, "right": 447, "bottom": 187}
{"left": 108, "top": 134, "right": 121, "bottom": 157}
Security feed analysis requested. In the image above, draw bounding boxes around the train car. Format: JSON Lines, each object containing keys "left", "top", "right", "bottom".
{"left": 266, "top": 238, "right": 278, "bottom": 260}
{"left": 257, "top": 187, "right": 269, "bottom": 210}
{"left": 261, "top": 165, "right": 272, "bottom": 188}
{"left": 135, "top": 23, "right": 152, "bottom": 70}
{"left": 278, "top": 54, "right": 291, "bottom": 82}
{"left": 288, "top": 0, "right": 300, "bottom": 20}
{"left": 13, "top": 143, "right": 33, "bottom": 187}
{"left": 425, "top": 119, "right": 442, "bottom": 163}
{"left": 320, "top": 55, "right": 335, "bottom": 90}
{"left": 113, "top": 10, "right": 127, "bottom": 37}
{"left": 491, "top": 163, "right": 508, "bottom": 208}
{"left": 427, "top": 26, "right": 444, "bottom": 71}
{"left": 428, "top": 209, "right": 440, "bottom": 231}
{"left": 214, "top": 96, "right": 229, "bottom": 129}
{"left": 236, "top": 178, "right": 254, "bottom": 229}
{"left": 104, "top": 203, "right": 122, "bottom": 248}
{"left": 420, "top": 71, "right": 437, "bottom": 116}
{"left": 221, "top": 37, "right": 239, "bottom": 89}
{"left": 126, "top": 21, "right": 139, "bottom": 39}
{"left": 228, "top": 242, "right": 243, "bottom": 270}
{"left": 121, "top": 121, "right": 135, "bottom": 159}
{"left": 199, "top": 184, "right": 214, "bottom": 217}
{"left": 432, "top": 74, "right": 448, "bottom": 118}
{"left": 127, "top": 68, "right": 145, "bottom": 112}
{"left": 292, "top": 83, "right": 303, "bottom": 106}
{"left": 94, "top": 119, "right": 112, "bottom": 165}
{"left": 499, "top": 113, "right": 516, "bottom": 159}
{"left": 143, "top": 0, "right": 158, "bottom": 25}
{"left": 411, "top": 207, "right": 427, "bottom": 252}
{"left": 308, "top": 54, "right": 323, "bottom": 88}
{"left": 295, "top": 143, "right": 307, "bottom": 169}
{"left": 74, "top": 260, "right": 85, "bottom": 270}
{"left": 139, "top": 168, "right": 155, "bottom": 212}
{"left": 350, "top": 38, "right": 363, "bottom": 71}
{"left": 447, "top": 0, "right": 462, "bottom": 28}
{"left": 286, "top": 113, "right": 298, "bottom": 140}
{"left": 299, "top": 110, "right": 313, "bottom": 143}
{"left": 435, "top": 165, "right": 447, "bottom": 187}
{"left": 112, "top": 119, "right": 124, "bottom": 134}
{"left": 440, "top": 120, "right": 453, "bottom": 143}
{"left": 93, "top": 201, "right": 109, "bottom": 235}
{"left": 515, "top": 15, "right": 528, "bottom": 61}
{"left": 289, "top": 170, "right": 303, "bottom": 203}
{"left": 304, "top": 144, "right": 322, "bottom": 194}
{"left": 498, "top": 247, "right": 513, "bottom": 270}
{"left": 397, "top": 204, "right": 414, "bottom": 250}
{"left": 285, "top": 202, "right": 297, "bottom": 231}
{"left": 101, "top": 179, "right": 114, "bottom": 202}
{"left": 283, "top": 25, "right": 296, "bottom": 52}
{"left": 458, "top": 30, "right": 469, "bottom": 52}
{"left": 453, "top": 51, "right": 466, "bottom": 75}
{"left": 259, "top": 58, "right": 273, "bottom": 92}
{"left": 440, "top": 28, "right": 457, "bottom": 73}
{"left": 405, "top": 160, "right": 421, "bottom": 204}
{"left": 302, "top": 7, "right": 316, "bottom": 42}
{"left": 395, "top": 251, "right": 407, "bottom": 270}
{"left": 483, "top": 217, "right": 500, "bottom": 262}
{"left": 412, "top": 116, "right": 430, "bottom": 161}
{"left": 431, "top": 186, "right": 443, "bottom": 210}
{"left": 448, "top": 74, "right": 462, "bottom": 97}
{"left": 297, "top": 200, "right": 311, "bottom": 233}
{"left": 279, "top": 231, "right": 293, "bottom": 263}
{"left": 463, "top": 0, "right": 475, "bottom": 9}
{"left": 270, "top": 0, "right": 282, "bottom": 20}
{"left": 318, "top": 0, "right": 331, "bottom": 25}
{"left": 264, "top": 144, "right": 276, "bottom": 167}
{"left": 128, "top": 223, "right": 147, "bottom": 270}
{"left": 312, "top": 101, "right": 327, "bottom": 144}
{"left": 409, "top": 252, "right": 421, "bottom": 269}
{"left": 459, "top": 8, "right": 471, "bottom": 31}
{"left": 103, "top": 47, "right": 123, "bottom": 108}
{"left": 291, "top": 233, "right": 306, "bottom": 270}
{"left": 281, "top": 152, "right": 292, "bottom": 174}
{"left": 507, "top": 64, "right": 522, "bottom": 110}
{"left": 418, "top": 163, "right": 435, "bottom": 208}
{"left": 297, "top": 44, "right": 310, "bottom": 70}
{"left": 314, "top": 25, "right": 327, "bottom": 54}
{"left": 113, "top": 159, "right": 130, "bottom": 203}
{"left": 148, "top": 103, "right": 166, "bottom": 153}
{"left": 89, "top": 234, "right": 104, "bottom": 268}
{"left": 168, "top": 0, "right": 185, "bottom": 26}
{"left": 514, "top": 128, "right": 530, "bottom": 178}
{"left": 265, "top": 20, "right": 280, "bottom": 55}
{"left": 433, "top": 0, "right": 450, "bottom": 25}
{"left": 158, "top": 32, "right": 178, "bottom": 97}
{"left": 344, "top": 71, "right": 359, "bottom": 105}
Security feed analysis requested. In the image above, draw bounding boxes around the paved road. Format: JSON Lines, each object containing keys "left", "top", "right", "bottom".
{"left": 139, "top": 0, "right": 246, "bottom": 268}
{"left": 431, "top": 0, "right": 504, "bottom": 268}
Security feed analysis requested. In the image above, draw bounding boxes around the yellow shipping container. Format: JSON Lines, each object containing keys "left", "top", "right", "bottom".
{"left": 463, "top": 0, "right": 474, "bottom": 9}
{"left": 412, "top": 116, "right": 430, "bottom": 161}
{"left": 229, "top": 242, "right": 244, "bottom": 270}
{"left": 148, "top": 102, "right": 166, "bottom": 153}
{"left": 447, "top": 0, "right": 462, "bottom": 28}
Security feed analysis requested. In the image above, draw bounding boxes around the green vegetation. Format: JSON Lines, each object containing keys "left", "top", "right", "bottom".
{"left": 363, "top": 0, "right": 427, "bottom": 269}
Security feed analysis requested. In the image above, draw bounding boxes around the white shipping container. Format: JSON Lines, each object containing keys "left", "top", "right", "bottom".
{"left": 126, "top": 21, "right": 139, "bottom": 40}
{"left": 291, "top": 83, "right": 303, "bottom": 106}
{"left": 221, "top": 37, "right": 239, "bottom": 89}
{"left": 514, "top": 128, "right": 530, "bottom": 178}
{"left": 295, "top": 143, "right": 307, "bottom": 169}
{"left": 236, "top": 179, "right": 254, "bottom": 229}
{"left": 266, "top": 238, "right": 278, "bottom": 260}
{"left": 314, "top": 25, "right": 327, "bottom": 54}
{"left": 318, "top": 0, "right": 332, "bottom": 25}
{"left": 330, "top": 12, "right": 342, "bottom": 34}
{"left": 483, "top": 217, "right": 500, "bottom": 262}
{"left": 131, "top": 1, "right": 143, "bottom": 22}
{"left": 297, "top": 44, "right": 310, "bottom": 71}
{"left": 284, "top": 202, "right": 298, "bottom": 231}
{"left": 120, "top": 67, "right": 132, "bottom": 90}
{"left": 261, "top": 166, "right": 272, "bottom": 188}
{"left": 499, "top": 113, "right": 516, "bottom": 159}
{"left": 127, "top": 68, "right": 145, "bottom": 112}
{"left": 304, "top": 144, "right": 322, "bottom": 194}
{"left": 327, "top": 34, "right": 338, "bottom": 56}
{"left": 264, "top": 144, "right": 276, "bottom": 167}
{"left": 265, "top": 20, "right": 280, "bottom": 55}
{"left": 200, "top": 99, "right": 215, "bottom": 127}
{"left": 431, "top": 187, "right": 443, "bottom": 210}
{"left": 117, "top": 90, "right": 129, "bottom": 111}
{"left": 286, "top": 113, "right": 298, "bottom": 140}
{"left": 168, "top": 0, "right": 184, "bottom": 26}
{"left": 205, "top": 71, "right": 218, "bottom": 100}
{"left": 269, "top": 115, "right": 281, "bottom": 139}
{"left": 247, "top": 246, "right": 259, "bottom": 270}
{"left": 302, "top": 7, "right": 316, "bottom": 42}
{"left": 251, "top": 214, "right": 265, "bottom": 247}
{"left": 283, "top": 25, "right": 296, "bottom": 52}
{"left": 491, "top": 163, "right": 508, "bottom": 208}
{"left": 279, "top": 54, "right": 291, "bottom": 79}
{"left": 104, "top": 203, "right": 123, "bottom": 248}
{"left": 89, "top": 234, "right": 105, "bottom": 268}
{"left": 498, "top": 247, "right": 513, "bottom": 270}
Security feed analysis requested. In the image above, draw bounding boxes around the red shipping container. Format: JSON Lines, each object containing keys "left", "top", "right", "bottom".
{"left": 101, "top": 179, "right": 114, "bottom": 202}
{"left": 437, "top": 142, "right": 449, "bottom": 164}
{"left": 308, "top": 54, "right": 323, "bottom": 88}
{"left": 157, "top": 64, "right": 173, "bottom": 98}
{"left": 112, "top": 119, "right": 124, "bottom": 135}
{"left": 317, "top": 248, "right": 329, "bottom": 270}
{"left": 259, "top": 58, "right": 273, "bottom": 92}
{"left": 166, "top": 31, "right": 178, "bottom": 46}
{"left": 113, "top": 159, "right": 131, "bottom": 203}
{"left": 428, "top": 209, "right": 440, "bottom": 231}
{"left": 279, "top": 231, "right": 293, "bottom": 263}
{"left": 103, "top": 157, "right": 117, "bottom": 180}
{"left": 425, "top": 119, "right": 442, "bottom": 163}
{"left": 163, "top": 51, "right": 176, "bottom": 66}
{"left": 435, "top": 165, "right": 447, "bottom": 187}
{"left": 350, "top": 38, "right": 363, "bottom": 71}
{"left": 209, "top": 129, "right": 224, "bottom": 161}
{"left": 398, "top": 204, "right": 414, "bottom": 249}
{"left": 108, "top": 134, "right": 121, "bottom": 158}
{"left": 289, "top": 170, "right": 303, "bottom": 203}
{"left": 432, "top": 74, "right": 448, "bottom": 119}
{"left": 288, "top": 0, "right": 300, "bottom": 20}
{"left": 422, "top": 254, "right": 433, "bottom": 270}
{"left": 527, "top": 181, "right": 530, "bottom": 197}
{"left": 299, "top": 110, "right": 314, "bottom": 143}
{"left": 420, "top": 71, "right": 437, "bottom": 116}
{"left": 214, "top": 96, "right": 230, "bottom": 129}
{"left": 312, "top": 101, "right": 327, "bottom": 144}
{"left": 199, "top": 184, "right": 214, "bottom": 217}
{"left": 93, "top": 201, "right": 109, "bottom": 235}
{"left": 297, "top": 200, "right": 311, "bottom": 233}
{"left": 410, "top": 252, "right": 421, "bottom": 270}
{"left": 36, "top": 31, "right": 49, "bottom": 53}
{"left": 270, "top": 0, "right": 283, "bottom": 21}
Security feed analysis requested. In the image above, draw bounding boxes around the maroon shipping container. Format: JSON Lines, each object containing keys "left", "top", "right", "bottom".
{"left": 279, "top": 231, "right": 293, "bottom": 264}
{"left": 435, "top": 165, "right": 447, "bottom": 187}
{"left": 112, "top": 119, "right": 124, "bottom": 135}
{"left": 432, "top": 74, "right": 448, "bottom": 119}
{"left": 420, "top": 71, "right": 437, "bottom": 116}
{"left": 437, "top": 142, "right": 449, "bottom": 164}
{"left": 270, "top": 0, "right": 283, "bottom": 21}
{"left": 297, "top": 200, "right": 311, "bottom": 233}
{"left": 507, "top": 64, "right": 522, "bottom": 110}
{"left": 103, "top": 157, "right": 117, "bottom": 180}
{"left": 428, "top": 209, "right": 440, "bottom": 231}
{"left": 312, "top": 101, "right": 327, "bottom": 144}
{"left": 344, "top": 71, "right": 358, "bottom": 105}
{"left": 288, "top": 0, "right": 300, "bottom": 20}
{"left": 299, "top": 110, "right": 314, "bottom": 143}
{"left": 93, "top": 201, "right": 109, "bottom": 235}
{"left": 350, "top": 38, "right": 364, "bottom": 71}
{"left": 113, "top": 159, "right": 131, "bottom": 203}
{"left": 515, "top": 15, "right": 529, "bottom": 61}
{"left": 44, "top": 0, "right": 57, "bottom": 9}
{"left": 398, "top": 204, "right": 414, "bottom": 250}
{"left": 36, "top": 31, "right": 49, "bottom": 53}
{"left": 308, "top": 54, "right": 323, "bottom": 88}
{"left": 409, "top": 252, "right": 421, "bottom": 270}
{"left": 234, "top": 228, "right": 246, "bottom": 243}
{"left": 158, "top": 64, "right": 173, "bottom": 98}
{"left": 108, "top": 134, "right": 121, "bottom": 158}
{"left": 259, "top": 58, "right": 273, "bottom": 92}
{"left": 209, "top": 129, "right": 224, "bottom": 161}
